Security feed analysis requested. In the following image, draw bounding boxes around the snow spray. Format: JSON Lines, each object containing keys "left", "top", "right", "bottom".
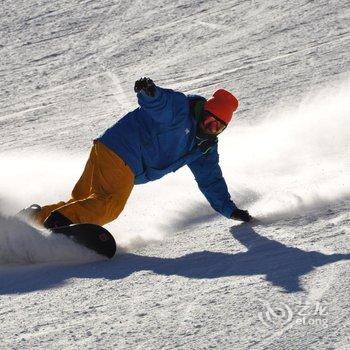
{"left": 0, "top": 214, "right": 101, "bottom": 264}
{"left": 220, "top": 77, "right": 350, "bottom": 222}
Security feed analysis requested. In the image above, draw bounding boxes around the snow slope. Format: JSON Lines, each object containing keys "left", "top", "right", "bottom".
{"left": 0, "top": 0, "right": 349, "bottom": 349}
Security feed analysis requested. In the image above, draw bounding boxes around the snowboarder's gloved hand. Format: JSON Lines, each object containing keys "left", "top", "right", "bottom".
{"left": 134, "top": 77, "right": 156, "bottom": 97}
{"left": 231, "top": 208, "right": 252, "bottom": 222}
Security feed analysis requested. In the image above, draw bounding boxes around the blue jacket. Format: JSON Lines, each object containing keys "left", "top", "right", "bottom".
{"left": 97, "top": 86, "right": 237, "bottom": 218}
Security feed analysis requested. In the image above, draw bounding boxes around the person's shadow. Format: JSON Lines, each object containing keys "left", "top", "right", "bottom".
{"left": 0, "top": 224, "right": 348, "bottom": 294}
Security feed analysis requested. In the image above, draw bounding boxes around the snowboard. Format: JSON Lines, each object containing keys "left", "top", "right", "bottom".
{"left": 51, "top": 223, "right": 116, "bottom": 259}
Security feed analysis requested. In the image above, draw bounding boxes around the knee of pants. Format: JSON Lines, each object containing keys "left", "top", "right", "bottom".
{"left": 106, "top": 194, "right": 129, "bottom": 217}
{"left": 93, "top": 190, "right": 131, "bottom": 204}
{"left": 71, "top": 185, "right": 90, "bottom": 201}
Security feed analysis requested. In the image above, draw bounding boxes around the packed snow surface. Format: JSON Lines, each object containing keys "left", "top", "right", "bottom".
{"left": 0, "top": 0, "right": 349, "bottom": 349}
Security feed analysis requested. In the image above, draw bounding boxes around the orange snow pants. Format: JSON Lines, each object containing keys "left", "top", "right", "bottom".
{"left": 36, "top": 141, "right": 134, "bottom": 226}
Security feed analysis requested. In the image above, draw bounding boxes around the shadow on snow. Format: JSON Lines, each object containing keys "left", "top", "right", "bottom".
{"left": 0, "top": 224, "right": 348, "bottom": 294}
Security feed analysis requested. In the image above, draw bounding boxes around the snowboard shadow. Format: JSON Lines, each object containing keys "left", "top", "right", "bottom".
{"left": 0, "top": 224, "right": 349, "bottom": 294}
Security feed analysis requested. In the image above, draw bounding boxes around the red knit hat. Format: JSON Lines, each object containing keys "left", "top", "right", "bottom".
{"left": 204, "top": 89, "right": 239, "bottom": 125}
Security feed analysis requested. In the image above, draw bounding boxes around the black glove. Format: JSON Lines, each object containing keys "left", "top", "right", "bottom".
{"left": 134, "top": 77, "right": 156, "bottom": 97}
{"left": 231, "top": 208, "right": 252, "bottom": 222}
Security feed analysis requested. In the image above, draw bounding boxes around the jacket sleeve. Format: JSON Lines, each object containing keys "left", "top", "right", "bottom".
{"left": 137, "top": 86, "right": 187, "bottom": 124}
{"left": 187, "top": 145, "right": 237, "bottom": 218}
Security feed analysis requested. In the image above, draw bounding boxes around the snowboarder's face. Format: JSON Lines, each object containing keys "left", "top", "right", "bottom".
{"left": 200, "top": 113, "right": 226, "bottom": 135}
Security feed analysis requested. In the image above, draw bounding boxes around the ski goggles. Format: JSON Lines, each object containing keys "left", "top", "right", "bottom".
{"left": 202, "top": 112, "right": 227, "bottom": 134}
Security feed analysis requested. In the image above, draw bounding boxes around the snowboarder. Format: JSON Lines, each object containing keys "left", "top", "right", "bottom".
{"left": 20, "top": 78, "right": 252, "bottom": 228}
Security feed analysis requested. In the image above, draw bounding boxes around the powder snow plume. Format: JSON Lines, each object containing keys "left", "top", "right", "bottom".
{"left": 222, "top": 77, "right": 350, "bottom": 222}
{"left": 0, "top": 214, "right": 101, "bottom": 264}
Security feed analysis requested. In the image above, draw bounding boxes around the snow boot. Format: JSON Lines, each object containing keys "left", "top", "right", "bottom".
{"left": 43, "top": 211, "right": 73, "bottom": 229}
{"left": 17, "top": 204, "right": 42, "bottom": 221}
